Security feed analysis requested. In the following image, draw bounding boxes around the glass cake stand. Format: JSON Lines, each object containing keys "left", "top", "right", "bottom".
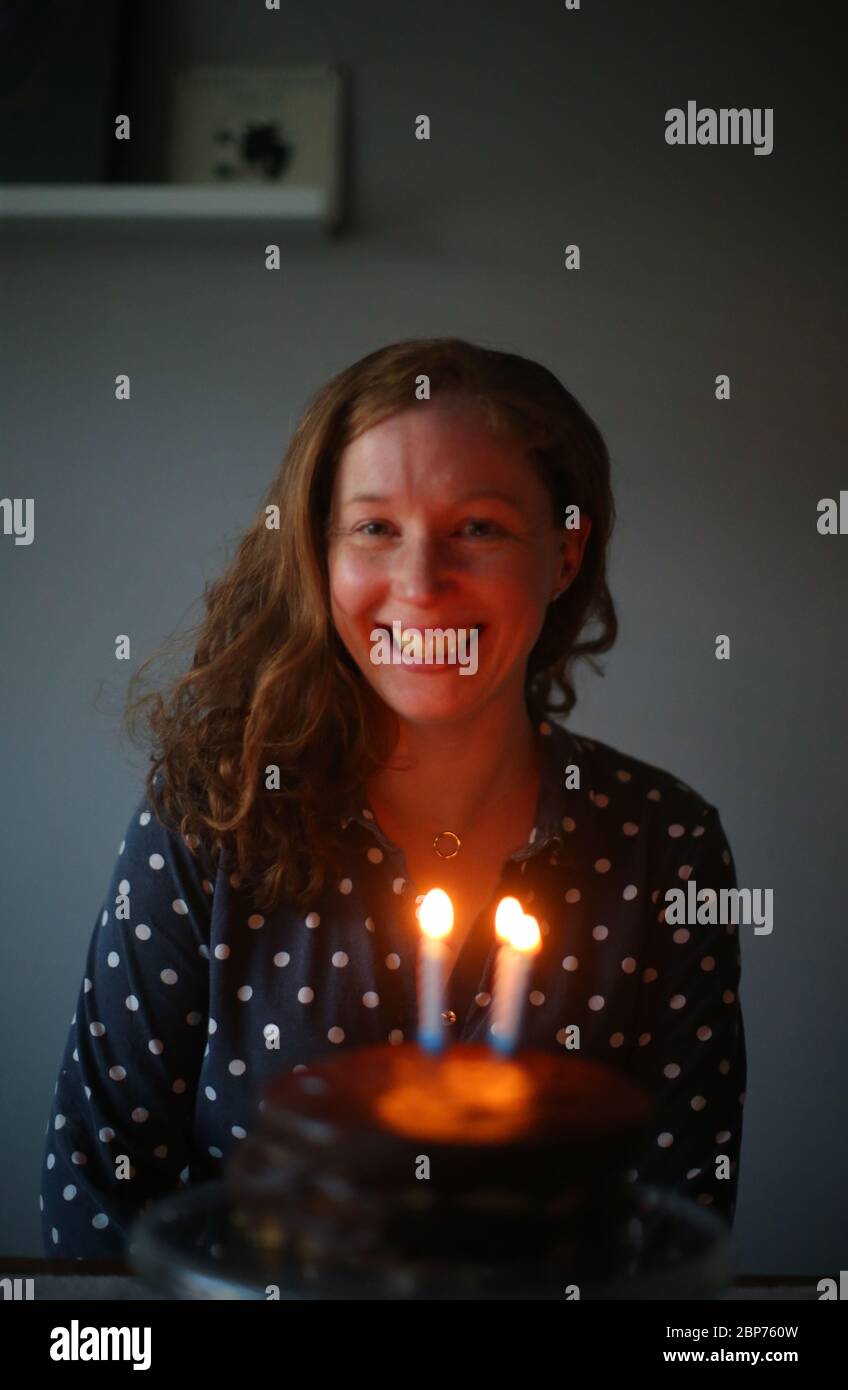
{"left": 129, "top": 1179, "right": 734, "bottom": 1300}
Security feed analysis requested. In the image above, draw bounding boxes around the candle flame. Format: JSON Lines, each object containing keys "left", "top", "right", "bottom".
{"left": 494, "top": 896, "right": 525, "bottom": 941}
{"left": 418, "top": 887, "right": 454, "bottom": 940}
{"left": 507, "top": 913, "right": 542, "bottom": 954}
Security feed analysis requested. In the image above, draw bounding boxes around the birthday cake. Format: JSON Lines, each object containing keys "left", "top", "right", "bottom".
{"left": 226, "top": 1043, "right": 656, "bottom": 1296}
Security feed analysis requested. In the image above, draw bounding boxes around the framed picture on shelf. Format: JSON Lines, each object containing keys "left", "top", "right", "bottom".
{"left": 166, "top": 64, "right": 343, "bottom": 206}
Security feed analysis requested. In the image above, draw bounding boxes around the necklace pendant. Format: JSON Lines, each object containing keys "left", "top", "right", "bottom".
{"left": 433, "top": 829, "right": 461, "bottom": 860}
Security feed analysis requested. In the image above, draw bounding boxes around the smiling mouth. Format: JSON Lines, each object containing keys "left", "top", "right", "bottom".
{"left": 377, "top": 622, "right": 485, "bottom": 666}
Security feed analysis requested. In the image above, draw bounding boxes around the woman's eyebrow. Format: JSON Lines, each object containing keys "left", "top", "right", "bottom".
{"left": 454, "top": 488, "right": 525, "bottom": 505}
{"left": 345, "top": 488, "right": 524, "bottom": 505}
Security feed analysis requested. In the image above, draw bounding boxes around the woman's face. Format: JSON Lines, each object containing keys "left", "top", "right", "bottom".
{"left": 326, "top": 402, "right": 591, "bottom": 727}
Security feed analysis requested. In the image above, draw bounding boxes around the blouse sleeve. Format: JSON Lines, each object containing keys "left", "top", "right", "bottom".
{"left": 40, "top": 784, "right": 213, "bottom": 1258}
{"left": 624, "top": 802, "right": 747, "bottom": 1226}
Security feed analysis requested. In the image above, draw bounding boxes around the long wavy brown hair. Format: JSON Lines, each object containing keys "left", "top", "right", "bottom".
{"left": 122, "top": 337, "right": 618, "bottom": 910}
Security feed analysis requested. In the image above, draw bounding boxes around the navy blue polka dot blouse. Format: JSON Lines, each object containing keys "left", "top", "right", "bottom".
{"left": 40, "top": 719, "right": 746, "bottom": 1257}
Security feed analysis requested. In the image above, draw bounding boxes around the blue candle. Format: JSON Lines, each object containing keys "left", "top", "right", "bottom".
{"left": 416, "top": 888, "right": 454, "bottom": 1053}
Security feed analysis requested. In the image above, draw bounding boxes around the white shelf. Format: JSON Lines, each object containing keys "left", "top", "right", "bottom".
{"left": 0, "top": 183, "right": 335, "bottom": 226}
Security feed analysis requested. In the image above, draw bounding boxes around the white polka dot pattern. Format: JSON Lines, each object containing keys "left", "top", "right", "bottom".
{"left": 39, "top": 723, "right": 746, "bottom": 1255}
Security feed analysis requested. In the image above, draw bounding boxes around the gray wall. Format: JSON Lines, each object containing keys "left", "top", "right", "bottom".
{"left": 2, "top": 0, "right": 845, "bottom": 1274}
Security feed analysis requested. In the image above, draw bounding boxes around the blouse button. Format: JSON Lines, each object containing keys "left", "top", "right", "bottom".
{"left": 441, "top": 1010, "right": 457, "bottom": 1026}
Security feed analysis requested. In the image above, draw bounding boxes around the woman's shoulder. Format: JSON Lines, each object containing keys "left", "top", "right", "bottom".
{"left": 549, "top": 721, "right": 721, "bottom": 822}
{"left": 116, "top": 771, "right": 221, "bottom": 893}
{"left": 546, "top": 724, "right": 736, "bottom": 887}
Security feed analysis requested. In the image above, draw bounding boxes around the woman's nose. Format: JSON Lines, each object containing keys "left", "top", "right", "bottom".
{"left": 392, "top": 534, "right": 450, "bottom": 600}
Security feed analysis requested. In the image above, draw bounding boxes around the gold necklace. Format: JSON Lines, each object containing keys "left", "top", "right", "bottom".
{"left": 430, "top": 753, "right": 536, "bottom": 861}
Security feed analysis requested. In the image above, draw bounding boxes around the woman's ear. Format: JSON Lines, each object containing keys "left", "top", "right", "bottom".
{"left": 554, "top": 513, "right": 592, "bottom": 595}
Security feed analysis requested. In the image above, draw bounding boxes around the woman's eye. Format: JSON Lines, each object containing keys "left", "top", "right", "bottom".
{"left": 351, "top": 519, "right": 504, "bottom": 539}
{"left": 459, "top": 519, "right": 504, "bottom": 537}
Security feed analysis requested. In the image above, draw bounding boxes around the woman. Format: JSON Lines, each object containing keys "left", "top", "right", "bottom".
{"left": 41, "top": 337, "right": 746, "bottom": 1258}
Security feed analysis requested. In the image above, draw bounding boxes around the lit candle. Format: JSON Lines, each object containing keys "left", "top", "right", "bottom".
{"left": 491, "top": 896, "right": 525, "bottom": 1031}
{"left": 490, "top": 902, "right": 542, "bottom": 1056}
{"left": 416, "top": 888, "right": 454, "bottom": 1053}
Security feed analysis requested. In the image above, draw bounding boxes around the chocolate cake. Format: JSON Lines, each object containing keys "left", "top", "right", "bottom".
{"left": 227, "top": 1043, "right": 655, "bottom": 1296}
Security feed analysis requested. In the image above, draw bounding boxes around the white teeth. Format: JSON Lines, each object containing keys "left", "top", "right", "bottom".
{"left": 385, "top": 624, "right": 483, "bottom": 662}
